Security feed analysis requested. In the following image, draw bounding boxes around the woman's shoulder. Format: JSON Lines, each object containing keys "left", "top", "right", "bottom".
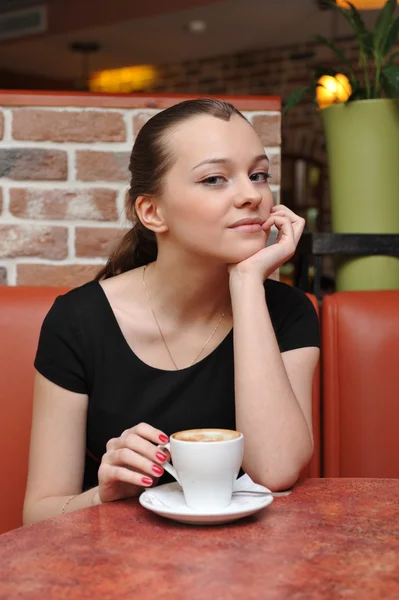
{"left": 57, "top": 279, "right": 102, "bottom": 305}
{"left": 48, "top": 280, "right": 105, "bottom": 326}
{"left": 35, "top": 281, "right": 101, "bottom": 394}
{"left": 55, "top": 268, "right": 143, "bottom": 321}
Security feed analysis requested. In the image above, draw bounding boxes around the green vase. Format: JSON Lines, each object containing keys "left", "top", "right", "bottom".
{"left": 322, "top": 99, "right": 399, "bottom": 291}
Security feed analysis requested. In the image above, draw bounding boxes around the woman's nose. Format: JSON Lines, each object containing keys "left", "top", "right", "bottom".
{"left": 234, "top": 179, "right": 263, "bottom": 208}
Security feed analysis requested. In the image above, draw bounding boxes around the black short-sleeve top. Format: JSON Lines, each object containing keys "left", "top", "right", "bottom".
{"left": 34, "top": 278, "right": 320, "bottom": 491}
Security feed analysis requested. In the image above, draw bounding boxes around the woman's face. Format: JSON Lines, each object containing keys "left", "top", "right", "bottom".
{"left": 157, "top": 114, "right": 274, "bottom": 264}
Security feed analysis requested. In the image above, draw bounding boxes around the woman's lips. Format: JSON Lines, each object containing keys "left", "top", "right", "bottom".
{"left": 228, "top": 217, "right": 266, "bottom": 232}
{"left": 229, "top": 217, "right": 265, "bottom": 233}
{"left": 229, "top": 223, "right": 264, "bottom": 233}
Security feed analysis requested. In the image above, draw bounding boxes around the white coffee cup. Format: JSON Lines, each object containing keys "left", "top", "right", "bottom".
{"left": 158, "top": 428, "right": 244, "bottom": 511}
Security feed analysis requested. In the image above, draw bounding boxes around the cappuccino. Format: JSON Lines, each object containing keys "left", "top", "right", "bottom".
{"left": 173, "top": 428, "right": 240, "bottom": 443}
{"left": 158, "top": 428, "right": 244, "bottom": 510}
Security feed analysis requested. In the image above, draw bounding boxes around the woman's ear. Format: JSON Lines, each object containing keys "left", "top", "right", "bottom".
{"left": 135, "top": 196, "right": 168, "bottom": 233}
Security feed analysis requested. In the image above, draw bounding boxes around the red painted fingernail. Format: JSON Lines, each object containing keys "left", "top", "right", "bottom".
{"left": 152, "top": 465, "right": 164, "bottom": 475}
{"left": 142, "top": 477, "right": 153, "bottom": 485}
{"left": 159, "top": 434, "right": 169, "bottom": 443}
{"left": 156, "top": 452, "right": 167, "bottom": 462}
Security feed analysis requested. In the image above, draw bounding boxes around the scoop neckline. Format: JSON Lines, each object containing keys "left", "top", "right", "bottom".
{"left": 93, "top": 280, "right": 233, "bottom": 374}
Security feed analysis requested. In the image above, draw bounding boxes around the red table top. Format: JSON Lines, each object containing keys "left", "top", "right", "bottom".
{"left": 0, "top": 478, "right": 398, "bottom": 600}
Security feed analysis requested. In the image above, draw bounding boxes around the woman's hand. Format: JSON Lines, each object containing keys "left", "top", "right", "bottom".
{"left": 97, "top": 423, "right": 170, "bottom": 503}
{"left": 228, "top": 205, "right": 305, "bottom": 283}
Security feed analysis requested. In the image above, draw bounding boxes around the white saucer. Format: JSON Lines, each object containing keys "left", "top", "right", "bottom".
{"left": 139, "top": 482, "right": 274, "bottom": 525}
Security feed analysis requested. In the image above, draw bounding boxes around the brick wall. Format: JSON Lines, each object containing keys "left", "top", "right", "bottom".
{"left": 0, "top": 94, "right": 281, "bottom": 286}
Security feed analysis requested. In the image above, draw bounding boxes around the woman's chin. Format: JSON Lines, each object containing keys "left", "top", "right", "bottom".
{"left": 224, "top": 241, "right": 266, "bottom": 264}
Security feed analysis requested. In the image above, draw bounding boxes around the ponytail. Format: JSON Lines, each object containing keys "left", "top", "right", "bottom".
{"left": 95, "top": 222, "right": 157, "bottom": 280}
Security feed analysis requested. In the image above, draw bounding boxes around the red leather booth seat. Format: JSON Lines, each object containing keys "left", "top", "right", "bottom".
{"left": 0, "top": 286, "right": 320, "bottom": 534}
{"left": 322, "top": 290, "right": 399, "bottom": 478}
{"left": 302, "top": 294, "right": 321, "bottom": 480}
{"left": 0, "top": 287, "right": 68, "bottom": 534}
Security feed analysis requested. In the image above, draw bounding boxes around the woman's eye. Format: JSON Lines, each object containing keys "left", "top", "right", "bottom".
{"left": 250, "top": 172, "right": 271, "bottom": 183}
{"left": 201, "top": 176, "right": 226, "bottom": 186}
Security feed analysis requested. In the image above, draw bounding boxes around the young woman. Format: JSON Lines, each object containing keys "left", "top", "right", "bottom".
{"left": 23, "top": 99, "right": 320, "bottom": 524}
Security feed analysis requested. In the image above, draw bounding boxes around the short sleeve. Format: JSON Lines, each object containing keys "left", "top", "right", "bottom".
{"left": 34, "top": 294, "right": 88, "bottom": 394}
{"left": 265, "top": 280, "right": 320, "bottom": 353}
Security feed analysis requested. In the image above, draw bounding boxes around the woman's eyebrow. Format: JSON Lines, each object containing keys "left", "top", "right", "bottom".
{"left": 192, "top": 154, "right": 269, "bottom": 171}
{"left": 252, "top": 153, "right": 269, "bottom": 165}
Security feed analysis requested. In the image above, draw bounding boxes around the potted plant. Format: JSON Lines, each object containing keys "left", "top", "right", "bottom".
{"left": 285, "top": 0, "right": 399, "bottom": 291}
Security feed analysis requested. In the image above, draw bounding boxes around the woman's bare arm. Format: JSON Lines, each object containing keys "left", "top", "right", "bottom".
{"left": 23, "top": 372, "right": 101, "bottom": 524}
{"left": 231, "top": 275, "right": 319, "bottom": 492}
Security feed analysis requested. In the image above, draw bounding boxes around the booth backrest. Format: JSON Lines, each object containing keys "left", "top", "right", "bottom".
{"left": 322, "top": 290, "right": 399, "bottom": 478}
{"left": 0, "top": 286, "right": 320, "bottom": 534}
{"left": 302, "top": 294, "right": 320, "bottom": 479}
{"left": 0, "top": 286, "right": 69, "bottom": 534}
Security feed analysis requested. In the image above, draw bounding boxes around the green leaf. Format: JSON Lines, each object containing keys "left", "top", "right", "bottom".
{"left": 381, "top": 73, "right": 397, "bottom": 97}
{"left": 330, "top": 1, "right": 358, "bottom": 33}
{"left": 283, "top": 87, "right": 309, "bottom": 114}
{"left": 364, "top": 31, "right": 375, "bottom": 60}
{"left": 373, "top": 0, "right": 397, "bottom": 59}
{"left": 387, "top": 51, "right": 399, "bottom": 66}
{"left": 381, "top": 63, "right": 399, "bottom": 95}
{"left": 313, "top": 34, "right": 356, "bottom": 77}
{"left": 383, "top": 17, "right": 399, "bottom": 57}
{"left": 347, "top": 87, "right": 368, "bottom": 102}
{"left": 347, "top": 78, "right": 361, "bottom": 92}
{"left": 346, "top": 2, "right": 373, "bottom": 59}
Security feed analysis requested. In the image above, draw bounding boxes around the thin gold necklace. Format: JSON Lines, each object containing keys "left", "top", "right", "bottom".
{"left": 142, "top": 264, "right": 225, "bottom": 370}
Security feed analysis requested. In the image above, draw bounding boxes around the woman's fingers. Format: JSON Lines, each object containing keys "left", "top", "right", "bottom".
{"left": 101, "top": 423, "right": 172, "bottom": 492}
{"left": 123, "top": 430, "right": 169, "bottom": 462}
{"left": 107, "top": 423, "right": 169, "bottom": 450}
{"left": 271, "top": 204, "right": 302, "bottom": 221}
{"left": 99, "top": 423, "right": 172, "bottom": 502}
{"left": 108, "top": 432, "right": 169, "bottom": 468}
{"left": 130, "top": 422, "right": 169, "bottom": 445}
{"left": 98, "top": 423, "right": 170, "bottom": 502}
{"left": 99, "top": 463, "right": 155, "bottom": 487}
{"left": 270, "top": 205, "right": 305, "bottom": 244}
{"left": 106, "top": 423, "right": 168, "bottom": 449}
{"left": 100, "top": 442, "right": 166, "bottom": 490}
{"left": 263, "top": 214, "right": 296, "bottom": 249}
{"left": 271, "top": 204, "right": 304, "bottom": 225}
{"left": 107, "top": 424, "right": 169, "bottom": 459}
{"left": 104, "top": 446, "right": 164, "bottom": 479}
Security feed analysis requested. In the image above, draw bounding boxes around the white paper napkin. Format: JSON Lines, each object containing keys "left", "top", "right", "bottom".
{"left": 142, "top": 474, "right": 272, "bottom": 511}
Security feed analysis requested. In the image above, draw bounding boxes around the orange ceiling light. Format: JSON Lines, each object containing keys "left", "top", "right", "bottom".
{"left": 336, "top": 0, "right": 398, "bottom": 8}
{"left": 89, "top": 65, "right": 158, "bottom": 93}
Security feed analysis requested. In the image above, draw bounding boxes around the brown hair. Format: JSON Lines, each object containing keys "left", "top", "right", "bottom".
{"left": 96, "top": 98, "right": 246, "bottom": 280}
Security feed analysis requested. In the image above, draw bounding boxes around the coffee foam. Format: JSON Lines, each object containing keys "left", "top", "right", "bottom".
{"left": 173, "top": 428, "right": 240, "bottom": 443}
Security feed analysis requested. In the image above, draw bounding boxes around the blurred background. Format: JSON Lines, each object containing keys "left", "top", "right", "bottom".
{"left": 0, "top": 0, "right": 398, "bottom": 292}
